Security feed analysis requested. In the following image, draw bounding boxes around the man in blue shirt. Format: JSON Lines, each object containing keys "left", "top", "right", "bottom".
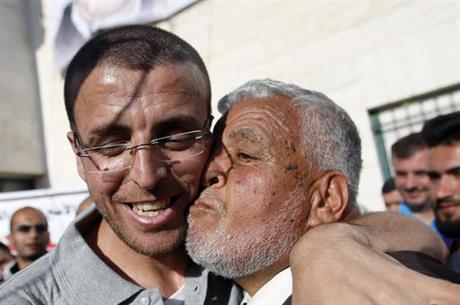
{"left": 422, "top": 111, "right": 460, "bottom": 272}
{"left": 391, "top": 133, "right": 435, "bottom": 225}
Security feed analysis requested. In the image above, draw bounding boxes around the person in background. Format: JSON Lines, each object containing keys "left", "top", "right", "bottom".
{"left": 3, "top": 207, "right": 49, "bottom": 281}
{"left": 0, "top": 242, "right": 13, "bottom": 282}
{"left": 186, "top": 79, "right": 460, "bottom": 304}
{"left": 422, "top": 111, "right": 460, "bottom": 272}
{"left": 381, "top": 177, "right": 403, "bottom": 212}
{"left": 75, "top": 195, "right": 95, "bottom": 216}
{"left": 391, "top": 133, "right": 434, "bottom": 225}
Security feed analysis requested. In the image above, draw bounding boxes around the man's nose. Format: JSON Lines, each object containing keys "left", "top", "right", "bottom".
{"left": 128, "top": 147, "right": 167, "bottom": 190}
{"left": 405, "top": 174, "right": 416, "bottom": 189}
{"left": 28, "top": 228, "right": 40, "bottom": 239}
{"left": 204, "top": 169, "right": 226, "bottom": 188}
{"left": 203, "top": 146, "right": 232, "bottom": 188}
{"left": 435, "top": 175, "right": 454, "bottom": 200}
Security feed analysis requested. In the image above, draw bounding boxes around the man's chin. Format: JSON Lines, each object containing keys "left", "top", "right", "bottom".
{"left": 105, "top": 211, "right": 186, "bottom": 257}
{"left": 406, "top": 202, "right": 429, "bottom": 213}
{"left": 436, "top": 217, "right": 460, "bottom": 239}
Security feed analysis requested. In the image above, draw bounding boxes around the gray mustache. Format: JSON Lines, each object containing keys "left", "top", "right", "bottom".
{"left": 195, "top": 190, "right": 225, "bottom": 215}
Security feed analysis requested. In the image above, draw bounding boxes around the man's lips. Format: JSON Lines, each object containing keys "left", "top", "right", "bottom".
{"left": 405, "top": 189, "right": 427, "bottom": 196}
{"left": 130, "top": 198, "right": 172, "bottom": 216}
{"left": 118, "top": 194, "right": 186, "bottom": 228}
{"left": 436, "top": 200, "right": 460, "bottom": 211}
{"left": 190, "top": 195, "right": 223, "bottom": 217}
{"left": 25, "top": 243, "right": 41, "bottom": 250}
{"left": 191, "top": 199, "right": 214, "bottom": 212}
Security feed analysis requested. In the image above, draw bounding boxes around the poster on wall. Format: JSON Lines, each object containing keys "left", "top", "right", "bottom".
{"left": 45, "top": 0, "right": 198, "bottom": 72}
{"left": 0, "top": 188, "right": 89, "bottom": 248}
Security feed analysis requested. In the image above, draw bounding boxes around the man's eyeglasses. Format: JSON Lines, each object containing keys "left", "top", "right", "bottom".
{"left": 75, "top": 116, "right": 213, "bottom": 173}
{"left": 15, "top": 224, "right": 48, "bottom": 233}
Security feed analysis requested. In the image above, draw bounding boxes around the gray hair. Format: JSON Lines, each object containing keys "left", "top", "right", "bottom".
{"left": 218, "top": 79, "right": 362, "bottom": 208}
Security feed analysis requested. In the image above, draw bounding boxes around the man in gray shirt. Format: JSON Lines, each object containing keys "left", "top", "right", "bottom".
{"left": 0, "top": 25, "right": 453, "bottom": 305}
{"left": 3, "top": 207, "right": 49, "bottom": 282}
{"left": 0, "top": 24, "right": 241, "bottom": 305}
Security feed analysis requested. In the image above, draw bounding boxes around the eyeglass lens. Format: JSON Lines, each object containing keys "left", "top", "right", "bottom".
{"left": 81, "top": 131, "right": 208, "bottom": 173}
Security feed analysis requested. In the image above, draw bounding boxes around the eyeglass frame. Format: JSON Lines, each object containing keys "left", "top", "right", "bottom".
{"left": 73, "top": 115, "right": 214, "bottom": 171}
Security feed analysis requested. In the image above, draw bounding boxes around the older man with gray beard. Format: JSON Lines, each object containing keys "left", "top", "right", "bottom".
{"left": 186, "top": 79, "right": 460, "bottom": 305}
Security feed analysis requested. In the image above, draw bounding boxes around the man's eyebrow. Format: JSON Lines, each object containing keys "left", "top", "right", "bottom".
{"left": 86, "top": 123, "right": 131, "bottom": 145}
{"left": 228, "top": 128, "right": 261, "bottom": 143}
{"left": 83, "top": 115, "right": 205, "bottom": 145}
{"left": 427, "top": 170, "right": 440, "bottom": 179}
{"left": 446, "top": 166, "right": 460, "bottom": 175}
{"left": 154, "top": 115, "right": 204, "bottom": 134}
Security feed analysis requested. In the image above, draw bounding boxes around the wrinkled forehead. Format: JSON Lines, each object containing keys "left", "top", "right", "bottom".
{"left": 216, "top": 96, "right": 303, "bottom": 154}
{"left": 225, "top": 96, "right": 299, "bottom": 131}
{"left": 73, "top": 63, "right": 209, "bottom": 137}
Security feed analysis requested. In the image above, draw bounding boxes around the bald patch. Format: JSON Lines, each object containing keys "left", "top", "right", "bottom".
{"left": 10, "top": 207, "right": 47, "bottom": 232}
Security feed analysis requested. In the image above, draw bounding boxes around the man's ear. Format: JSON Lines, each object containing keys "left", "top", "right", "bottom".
{"left": 307, "top": 171, "right": 349, "bottom": 228}
{"left": 67, "top": 131, "right": 86, "bottom": 182}
{"left": 44, "top": 231, "right": 50, "bottom": 244}
{"left": 7, "top": 233, "right": 15, "bottom": 248}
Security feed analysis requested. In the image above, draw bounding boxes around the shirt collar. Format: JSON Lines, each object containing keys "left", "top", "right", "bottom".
{"left": 243, "top": 268, "right": 292, "bottom": 305}
{"left": 57, "top": 207, "right": 144, "bottom": 304}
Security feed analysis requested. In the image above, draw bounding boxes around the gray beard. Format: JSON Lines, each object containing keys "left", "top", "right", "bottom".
{"left": 185, "top": 189, "right": 305, "bottom": 279}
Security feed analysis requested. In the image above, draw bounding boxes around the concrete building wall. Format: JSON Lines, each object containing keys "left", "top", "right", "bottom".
{"left": 34, "top": 1, "right": 460, "bottom": 210}
{"left": 0, "top": 1, "right": 45, "bottom": 182}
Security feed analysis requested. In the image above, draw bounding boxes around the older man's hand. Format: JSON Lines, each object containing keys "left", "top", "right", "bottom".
{"left": 289, "top": 222, "right": 460, "bottom": 305}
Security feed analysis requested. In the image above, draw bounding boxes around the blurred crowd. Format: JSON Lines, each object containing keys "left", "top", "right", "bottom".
{"left": 381, "top": 111, "right": 460, "bottom": 272}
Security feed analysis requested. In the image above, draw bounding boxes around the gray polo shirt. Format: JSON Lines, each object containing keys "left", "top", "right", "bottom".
{"left": 0, "top": 208, "right": 242, "bottom": 305}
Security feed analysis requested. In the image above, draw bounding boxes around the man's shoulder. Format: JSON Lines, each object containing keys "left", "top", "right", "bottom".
{"left": 399, "top": 202, "right": 414, "bottom": 216}
{"left": 0, "top": 251, "right": 59, "bottom": 304}
{"left": 2, "top": 260, "right": 18, "bottom": 280}
{"left": 0, "top": 213, "right": 92, "bottom": 304}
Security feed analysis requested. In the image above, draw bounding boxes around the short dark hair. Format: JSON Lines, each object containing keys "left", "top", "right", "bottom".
{"left": 10, "top": 207, "right": 48, "bottom": 232}
{"left": 0, "top": 241, "right": 10, "bottom": 254}
{"left": 391, "top": 132, "right": 427, "bottom": 159}
{"left": 381, "top": 177, "right": 396, "bottom": 194}
{"left": 64, "top": 25, "right": 210, "bottom": 132}
{"left": 421, "top": 111, "right": 460, "bottom": 147}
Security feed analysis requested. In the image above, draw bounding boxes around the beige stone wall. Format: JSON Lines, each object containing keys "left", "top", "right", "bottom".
{"left": 0, "top": 0, "right": 45, "bottom": 179}
{"left": 34, "top": 1, "right": 460, "bottom": 210}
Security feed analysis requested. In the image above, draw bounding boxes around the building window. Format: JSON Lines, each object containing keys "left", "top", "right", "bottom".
{"left": 0, "top": 178, "right": 36, "bottom": 192}
{"left": 369, "top": 83, "right": 460, "bottom": 179}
